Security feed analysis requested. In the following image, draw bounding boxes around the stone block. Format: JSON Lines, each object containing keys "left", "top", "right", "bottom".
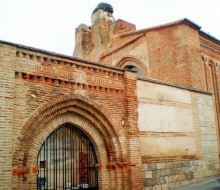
{"left": 167, "top": 175, "right": 177, "bottom": 183}
{"left": 173, "top": 161, "right": 183, "bottom": 168}
{"left": 177, "top": 174, "right": 186, "bottom": 181}
{"left": 157, "top": 177, "right": 166, "bottom": 185}
{"left": 165, "top": 162, "right": 173, "bottom": 169}
{"left": 160, "top": 169, "right": 170, "bottom": 177}
{"left": 179, "top": 180, "right": 191, "bottom": 186}
{"left": 184, "top": 172, "right": 193, "bottom": 180}
{"left": 170, "top": 168, "right": 181, "bottom": 175}
{"left": 144, "top": 178, "right": 157, "bottom": 186}
{"left": 168, "top": 182, "right": 180, "bottom": 189}
{"left": 152, "top": 170, "right": 161, "bottom": 178}
{"left": 156, "top": 163, "right": 165, "bottom": 170}
{"left": 143, "top": 186, "right": 153, "bottom": 190}
{"left": 182, "top": 167, "right": 190, "bottom": 173}
{"left": 148, "top": 163, "right": 156, "bottom": 170}
{"left": 142, "top": 164, "right": 148, "bottom": 171}
{"left": 155, "top": 185, "right": 161, "bottom": 190}
{"left": 193, "top": 172, "right": 201, "bottom": 179}
{"left": 161, "top": 183, "right": 168, "bottom": 190}
{"left": 145, "top": 171, "right": 153, "bottom": 178}
{"left": 182, "top": 161, "right": 191, "bottom": 167}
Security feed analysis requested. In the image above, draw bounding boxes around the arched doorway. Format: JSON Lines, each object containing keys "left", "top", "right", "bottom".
{"left": 37, "top": 123, "right": 98, "bottom": 189}
{"left": 14, "top": 94, "right": 129, "bottom": 189}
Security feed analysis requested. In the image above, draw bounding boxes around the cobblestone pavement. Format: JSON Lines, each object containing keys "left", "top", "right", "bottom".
{"left": 172, "top": 175, "right": 220, "bottom": 190}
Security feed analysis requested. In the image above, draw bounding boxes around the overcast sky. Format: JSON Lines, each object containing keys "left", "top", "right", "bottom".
{"left": 1, "top": 0, "right": 219, "bottom": 55}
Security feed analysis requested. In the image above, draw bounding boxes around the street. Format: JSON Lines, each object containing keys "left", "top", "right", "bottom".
{"left": 172, "top": 176, "right": 220, "bottom": 190}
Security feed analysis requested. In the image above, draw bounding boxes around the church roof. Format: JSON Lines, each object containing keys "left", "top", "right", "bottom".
{"left": 120, "top": 18, "right": 220, "bottom": 45}
{"left": 100, "top": 18, "right": 220, "bottom": 61}
{"left": 121, "top": 18, "right": 201, "bottom": 37}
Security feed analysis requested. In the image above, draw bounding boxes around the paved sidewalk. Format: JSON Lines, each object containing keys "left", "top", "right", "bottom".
{"left": 172, "top": 176, "right": 220, "bottom": 190}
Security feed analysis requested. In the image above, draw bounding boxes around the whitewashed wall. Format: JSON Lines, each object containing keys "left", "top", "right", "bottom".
{"left": 137, "top": 80, "right": 200, "bottom": 160}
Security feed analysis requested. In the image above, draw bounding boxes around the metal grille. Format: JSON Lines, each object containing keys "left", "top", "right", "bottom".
{"left": 37, "top": 124, "right": 98, "bottom": 190}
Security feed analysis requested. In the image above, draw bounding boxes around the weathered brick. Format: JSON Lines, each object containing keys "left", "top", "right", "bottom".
{"left": 1, "top": 2, "right": 220, "bottom": 190}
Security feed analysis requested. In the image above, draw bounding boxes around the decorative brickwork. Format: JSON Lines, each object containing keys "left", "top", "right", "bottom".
{"left": 1, "top": 3, "right": 220, "bottom": 190}
{"left": 116, "top": 56, "right": 148, "bottom": 77}
{"left": 12, "top": 94, "right": 124, "bottom": 189}
{"left": 0, "top": 41, "right": 144, "bottom": 189}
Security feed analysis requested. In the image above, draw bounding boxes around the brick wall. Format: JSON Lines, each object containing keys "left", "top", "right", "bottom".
{"left": 145, "top": 24, "right": 205, "bottom": 90}
{"left": 0, "top": 44, "right": 16, "bottom": 189}
{"left": 200, "top": 36, "right": 220, "bottom": 156}
{"left": 1, "top": 16, "right": 220, "bottom": 190}
{"left": 100, "top": 35, "right": 149, "bottom": 70}
{"left": 0, "top": 42, "right": 143, "bottom": 190}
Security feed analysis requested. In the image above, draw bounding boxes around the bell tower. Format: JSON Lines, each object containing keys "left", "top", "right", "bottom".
{"left": 73, "top": 3, "right": 114, "bottom": 62}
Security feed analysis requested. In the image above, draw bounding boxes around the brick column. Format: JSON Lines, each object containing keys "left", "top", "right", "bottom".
{"left": 124, "top": 70, "right": 143, "bottom": 190}
{"left": 0, "top": 43, "right": 16, "bottom": 189}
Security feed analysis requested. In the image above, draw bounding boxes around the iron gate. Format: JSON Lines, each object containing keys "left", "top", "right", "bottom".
{"left": 37, "top": 123, "right": 98, "bottom": 189}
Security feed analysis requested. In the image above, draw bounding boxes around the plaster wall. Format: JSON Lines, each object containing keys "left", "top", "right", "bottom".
{"left": 142, "top": 92, "right": 219, "bottom": 189}
{"left": 140, "top": 137, "right": 197, "bottom": 158}
{"left": 138, "top": 104, "right": 193, "bottom": 132}
{"left": 137, "top": 80, "right": 198, "bottom": 159}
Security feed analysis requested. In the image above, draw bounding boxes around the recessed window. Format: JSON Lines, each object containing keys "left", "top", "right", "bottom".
{"left": 125, "top": 65, "right": 142, "bottom": 76}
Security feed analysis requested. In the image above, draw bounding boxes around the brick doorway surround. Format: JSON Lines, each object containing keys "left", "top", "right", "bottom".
{"left": 12, "top": 94, "right": 130, "bottom": 190}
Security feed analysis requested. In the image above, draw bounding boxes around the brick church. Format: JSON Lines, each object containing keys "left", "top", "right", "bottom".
{"left": 0, "top": 3, "right": 220, "bottom": 190}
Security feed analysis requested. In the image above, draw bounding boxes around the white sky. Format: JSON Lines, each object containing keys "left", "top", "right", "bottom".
{"left": 1, "top": 0, "right": 219, "bottom": 55}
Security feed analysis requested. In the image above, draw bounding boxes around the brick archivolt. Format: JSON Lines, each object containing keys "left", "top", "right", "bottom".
{"left": 30, "top": 113, "right": 109, "bottom": 165}
{"left": 116, "top": 56, "right": 148, "bottom": 77}
{"left": 16, "top": 94, "right": 126, "bottom": 168}
{"left": 202, "top": 54, "right": 220, "bottom": 70}
{"left": 201, "top": 54, "right": 220, "bottom": 152}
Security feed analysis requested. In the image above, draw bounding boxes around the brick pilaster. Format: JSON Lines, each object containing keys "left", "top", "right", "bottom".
{"left": 124, "top": 70, "right": 143, "bottom": 190}
{"left": 0, "top": 44, "right": 16, "bottom": 189}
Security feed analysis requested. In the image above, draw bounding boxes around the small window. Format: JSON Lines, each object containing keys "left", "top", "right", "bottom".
{"left": 125, "top": 65, "right": 142, "bottom": 76}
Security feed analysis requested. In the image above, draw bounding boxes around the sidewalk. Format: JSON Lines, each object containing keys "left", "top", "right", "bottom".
{"left": 172, "top": 175, "right": 220, "bottom": 190}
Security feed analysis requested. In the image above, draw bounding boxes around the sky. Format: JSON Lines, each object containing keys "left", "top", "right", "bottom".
{"left": 1, "top": 0, "right": 220, "bottom": 56}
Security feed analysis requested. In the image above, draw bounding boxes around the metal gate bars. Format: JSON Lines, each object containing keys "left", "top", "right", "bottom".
{"left": 37, "top": 123, "right": 98, "bottom": 189}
